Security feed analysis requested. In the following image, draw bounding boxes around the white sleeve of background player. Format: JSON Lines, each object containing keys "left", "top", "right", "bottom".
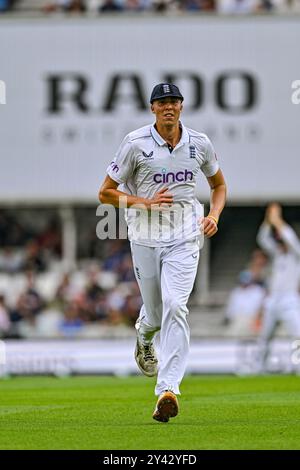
{"left": 201, "top": 136, "right": 220, "bottom": 177}
{"left": 280, "top": 225, "right": 300, "bottom": 258}
{"left": 257, "top": 223, "right": 278, "bottom": 257}
{"left": 106, "top": 136, "right": 136, "bottom": 185}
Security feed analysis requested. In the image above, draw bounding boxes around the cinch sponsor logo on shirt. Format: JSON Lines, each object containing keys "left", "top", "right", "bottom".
{"left": 110, "top": 162, "right": 119, "bottom": 173}
{"left": 153, "top": 168, "right": 193, "bottom": 183}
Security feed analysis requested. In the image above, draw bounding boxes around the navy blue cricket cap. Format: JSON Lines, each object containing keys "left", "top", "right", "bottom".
{"left": 150, "top": 83, "right": 184, "bottom": 104}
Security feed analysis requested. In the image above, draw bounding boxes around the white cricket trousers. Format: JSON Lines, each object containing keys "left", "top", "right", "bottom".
{"left": 130, "top": 237, "right": 200, "bottom": 396}
{"left": 261, "top": 293, "right": 300, "bottom": 339}
{"left": 258, "top": 293, "right": 300, "bottom": 365}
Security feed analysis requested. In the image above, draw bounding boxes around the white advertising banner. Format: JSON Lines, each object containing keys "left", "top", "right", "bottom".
{"left": 0, "top": 339, "right": 296, "bottom": 376}
{"left": 0, "top": 17, "right": 299, "bottom": 203}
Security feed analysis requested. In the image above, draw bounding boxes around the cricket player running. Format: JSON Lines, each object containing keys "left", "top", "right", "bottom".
{"left": 99, "top": 83, "right": 226, "bottom": 422}
{"left": 256, "top": 203, "right": 300, "bottom": 371}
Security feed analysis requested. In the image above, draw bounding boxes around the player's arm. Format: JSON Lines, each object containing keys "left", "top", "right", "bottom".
{"left": 258, "top": 203, "right": 284, "bottom": 257}
{"left": 265, "top": 202, "right": 300, "bottom": 257}
{"left": 98, "top": 175, "right": 173, "bottom": 209}
{"left": 257, "top": 222, "right": 277, "bottom": 256}
{"left": 201, "top": 169, "right": 227, "bottom": 238}
{"left": 274, "top": 223, "right": 300, "bottom": 258}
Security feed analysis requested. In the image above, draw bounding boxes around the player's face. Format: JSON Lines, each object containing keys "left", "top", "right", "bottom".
{"left": 151, "top": 98, "right": 183, "bottom": 125}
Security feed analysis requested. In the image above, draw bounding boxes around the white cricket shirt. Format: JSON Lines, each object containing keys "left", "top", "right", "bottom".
{"left": 257, "top": 223, "right": 300, "bottom": 294}
{"left": 106, "top": 122, "right": 219, "bottom": 246}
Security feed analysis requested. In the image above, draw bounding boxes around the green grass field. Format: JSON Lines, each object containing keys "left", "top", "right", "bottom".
{"left": 1, "top": 375, "right": 300, "bottom": 450}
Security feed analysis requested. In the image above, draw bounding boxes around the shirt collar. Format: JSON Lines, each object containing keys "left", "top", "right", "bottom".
{"left": 150, "top": 121, "right": 189, "bottom": 147}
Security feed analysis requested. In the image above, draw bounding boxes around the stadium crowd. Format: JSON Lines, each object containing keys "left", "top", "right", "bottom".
{"left": 1, "top": 207, "right": 300, "bottom": 341}
{"left": 1, "top": 0, "right": 299, "bottom": 14}
{"left": 0, "top": 210, "right": 142, "bottom": 338}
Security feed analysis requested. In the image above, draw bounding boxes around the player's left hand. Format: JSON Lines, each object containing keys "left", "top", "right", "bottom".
{"left": 198, "top": 216, "right": 218, "bottom": 238}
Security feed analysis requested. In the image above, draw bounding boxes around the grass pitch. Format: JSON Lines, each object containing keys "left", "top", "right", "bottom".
{"left": 0, "top": 375, "right": 300, "bottom": 449}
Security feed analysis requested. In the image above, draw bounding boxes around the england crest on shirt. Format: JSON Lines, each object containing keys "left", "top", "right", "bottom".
{"left": 189, "top": 146, "right": 196, "bottom": 159}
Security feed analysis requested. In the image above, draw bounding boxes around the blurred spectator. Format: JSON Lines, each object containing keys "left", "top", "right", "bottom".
{"left": 118, "top": 253, "right": 136, "bottom": 282}
{"left": 11, "top": 272, "right": 45, "bottom": 325}
{"left": 99, "top": 0, "right": 123, "bottom": 11}
{"left": 82, "top": 228, "right": 105, "bottom": 259}
{"left": 218, "top": 0, "right": 256, "bottom": 14}
{"left": 9, "top": 221, "right": 31, "bottom": 246}
{"left": 94, "top": 292, "right": 109, "bottom": 322}
{"left": 0, "top": 211, "right": 61, "bottom": 274}
{"left": 123, "top": 282, "right": 143, "bottom": 325}
{"left": 152, "top": 0, "right": 173, "bottom": 11}
{"left": 124, "top": 0, "right": 143, "bottom": 9}
{"left": 255, "top": 0, "right": 274, "bottom": 10}
{"left": 181, "top": 0, "right": 215, "bottom": 10}
{"left": 0, "top": 0, "right": 288, "bottom": 13}
{"left": 106, "top": 287, "right": 126, "bottom": 324}
{"left": 22, "top": 240, "right": 46, "bottom": 273}
{"left": 42, "top": 0, "right": 86, "bottom": 13}
{"left": 181, "top": 0, "right": 202, "bottom": 10}
{"left": 201, "top": 0, "right": 215, "bottom": 9}
{"left": 55, "top": 272, "right": 78, "bottom": 306}
{"left": 102, "top": 239, "right": 128, "bottom": 271}
{"left": 0, "top": 295, "right": 11, "bottom": 336}
{"left": 224, "top": 270, "right": 266, "bottom": 337}
{"left": 0, "top": 213, "right": 9, "bottom": 245}
{"left": 37, "top": 218, "right": 62, "bottom": 258}
{"left": 55, "top": 267, "right": 116, "bottom": 325}
{"left": 66, "top": 0, "right": 86, "bottom": 10}
{"left": 247, "top": 248, "right": 268, "bottom": 286}
{"left": 85, "top": 268, "right": 103, "bottom": 300}
{"left": 0, "top": 247, "right": 24, "bottom": 273}
{"left": 58, "top": 300, "right": 84, "bottom": 336}
{"left": 81, "top": 267, "right": 106, "bottom": 321}
{"left": 0, "top": 212, "right": 31, "bottom": 247}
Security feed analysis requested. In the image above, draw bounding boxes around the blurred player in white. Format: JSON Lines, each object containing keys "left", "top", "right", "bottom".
{"left": 256, "top": 203, "right": 300, "bottom": 371}
{"left": 224, "top": 270, "right": 266, "bottom": 338}
{"left": 99, "top": 83, "right": 226, "bottom": 422}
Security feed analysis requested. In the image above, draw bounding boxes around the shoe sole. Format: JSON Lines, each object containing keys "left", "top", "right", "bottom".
{"left": 134, "top": 343, "right": 158, "bottom": 378}
{"left": 153, "top": 393, "right": 178, "bottom": 423}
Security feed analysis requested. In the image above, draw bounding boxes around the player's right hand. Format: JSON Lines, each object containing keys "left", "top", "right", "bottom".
{"left": 199, "top": 216, "right": 218, "bottom": 238}
{"left": 149, "top": 187, "right": 173, "bottom": 209}
{"left": 265, "top": 203, "right": 282, "bottom": 226}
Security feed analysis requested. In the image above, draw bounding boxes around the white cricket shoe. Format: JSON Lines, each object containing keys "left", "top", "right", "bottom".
{"left": 134, "top": 337, "right": 158, "bottom": 377}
